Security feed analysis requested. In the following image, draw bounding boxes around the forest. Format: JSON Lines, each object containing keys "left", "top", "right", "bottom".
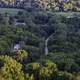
{"left": 0, "top": 8, "right": 80, "bottom": 80}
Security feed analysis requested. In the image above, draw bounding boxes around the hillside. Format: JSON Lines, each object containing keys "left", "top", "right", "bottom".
{"left": 0, "top": 0, "right": 80, "bottom": 80}
{"left": 0, "top": 8, "right": 79, "bottom": 79}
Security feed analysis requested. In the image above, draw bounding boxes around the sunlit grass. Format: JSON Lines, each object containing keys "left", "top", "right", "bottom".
{"left": 0, "top": 8, "right": 23, "bottom": 15}
{"left": 54, "top": 12, "right": 80, "bottom": 17}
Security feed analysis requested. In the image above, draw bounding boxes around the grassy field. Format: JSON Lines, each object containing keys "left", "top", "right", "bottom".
{"left": 0, "top": 8, "right": 23, "bottom": 15}
{"left": 0, "top": 8, "right": 80, "bottom": 17}
{"left": 54, "top": 12, "right": 80, "bottom": 17}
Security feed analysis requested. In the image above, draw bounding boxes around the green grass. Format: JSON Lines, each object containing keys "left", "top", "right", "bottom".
{"left": 54, "top": 12, "right": 80, "bottom": 17}
{"left": 0, "top": 8, "right": 24, "bottom": 15}
{"left": 0, "top": 8, "right": 80, "bottom": 17}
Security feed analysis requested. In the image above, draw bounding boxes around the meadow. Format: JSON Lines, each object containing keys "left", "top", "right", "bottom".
{"left": 0, "top": 8, "right": 23, "bottom": 15}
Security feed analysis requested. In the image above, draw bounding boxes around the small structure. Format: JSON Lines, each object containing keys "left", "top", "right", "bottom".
{"left": 66, "top": 14, "right": 79, "bottom": 19}
{"left": 14, "top": 21, "right": 26, "bottom": 26}
{"left": 14, "top": 19, "right": 26, "bottom": 26}
{"left": 66, "top": 16, "right": 74, "bottom": 19}
{"left": 13, "top": 44, "right": 21, "bottom": 51}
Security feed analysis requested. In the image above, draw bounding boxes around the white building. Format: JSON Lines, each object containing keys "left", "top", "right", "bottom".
{"left": 13, "top": 44, "right": 21, "bottom": 51}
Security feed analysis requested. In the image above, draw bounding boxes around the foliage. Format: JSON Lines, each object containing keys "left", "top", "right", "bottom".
{"left": 0, "top": 8, "right": 79, "bottom": 80}
{"left": 13, "top": 50, "right": 28, "bottom": 62}
{"left": 0, "top": 55, "right": 25, "bottom": 80}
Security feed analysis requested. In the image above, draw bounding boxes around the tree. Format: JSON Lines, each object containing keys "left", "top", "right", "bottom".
{"left": 57, "top": 71, "right": 75, "bottom": 80}
{"left": 25, "top": 62, "right": 40, "bottom": 80}
{"left": 39, "top": 60, "right": 57, "bottom": 80}
{"left": 0, "top": 55, "right": 25, "bottom": 80}
{"left": 12, "top": 50, "right": 28, "bottom": 62}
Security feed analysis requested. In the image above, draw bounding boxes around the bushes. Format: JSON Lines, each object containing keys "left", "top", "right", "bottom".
{"left": 0, "top": 50, "right": 77, "bottom": 80}
{"left": 24, "top": 59, "right": 75, "bottom": 80}
{"left": 0, "top": 55, "right": 25, "bottom": 80}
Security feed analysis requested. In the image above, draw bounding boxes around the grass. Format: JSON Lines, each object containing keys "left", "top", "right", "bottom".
{"left": 0, "top": 8, "right": 24, "bottom": 15}
{"left": 54, "top": 12, "right": 80, "bottom": 17}
{"left": 0, "top": 8, "right": 80, "bottom": 17}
